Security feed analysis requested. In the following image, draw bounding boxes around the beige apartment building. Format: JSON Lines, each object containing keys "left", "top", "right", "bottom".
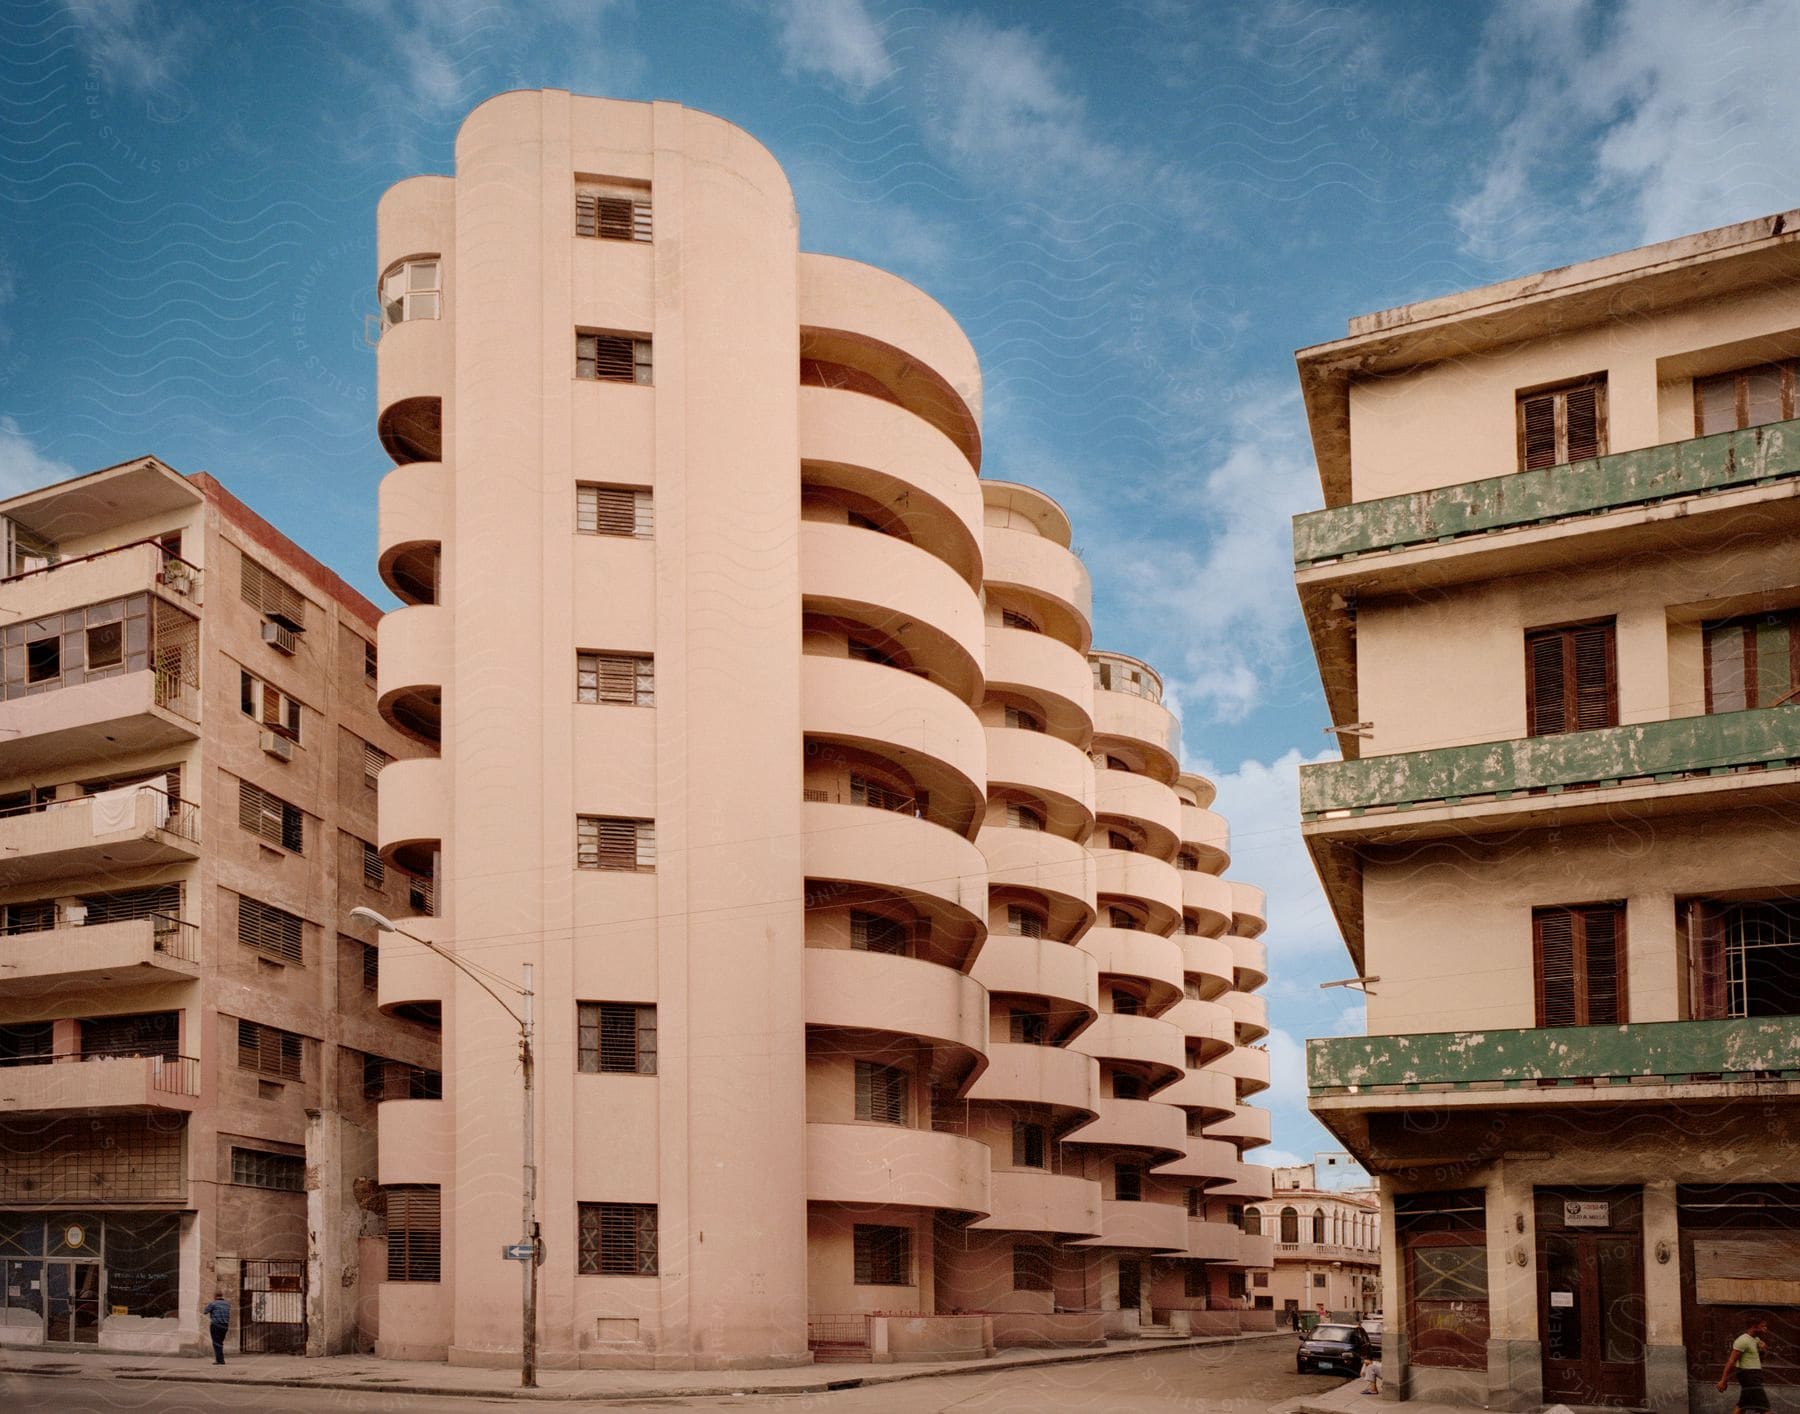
{"left": 0, "top": 458, "right": 438, "bottom": 1356}
{"left": 367, "top": 89, "right": 1274, "bottom": 1370}
{"left": 1296, "top": 212, "right": 1800, "bottom": 1412}
{"left": 1251, "top": 1162, "right": 1380, "bottom": 1321}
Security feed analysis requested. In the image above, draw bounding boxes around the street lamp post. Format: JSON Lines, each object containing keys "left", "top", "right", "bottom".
{"left": 351, "top": 906, "right": 538, "bottom": 1388}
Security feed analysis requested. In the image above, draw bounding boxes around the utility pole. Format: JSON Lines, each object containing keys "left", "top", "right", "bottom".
{"left": 351, "top": 907, "right": 539, "bottom": 1389}
{"left": 521, "top": 963, "right": 537, "bottom": 1388}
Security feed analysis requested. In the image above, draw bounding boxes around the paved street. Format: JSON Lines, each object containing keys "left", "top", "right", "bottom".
{"left": 2, "top": 1339, "right": 1350, "bottom": 1413}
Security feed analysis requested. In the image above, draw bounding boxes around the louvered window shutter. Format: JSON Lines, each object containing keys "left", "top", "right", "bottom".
{"left": 1535, "top": 903, "right": 1625, "bottom": 1027}
{"left": 578, "top": 483, "right": 653, "bottom": 536}
{"left": 1565, "top": 384, "right": 1602, "bottom": 462}
{"left": 1685, "top": 900, "right": 1728, "bottom": 1019}
{"left": 1527, "top": 632, "right": 1567, "bottom": 735}
{"left": 1519, "top": 381, "right": 1607, "bottom": 470}
{"left": 1527, "top": 622, "right": 1615, "bottom": 736}
{"left": 1582, "top": 906, "right": 1622, "bottom": 1024}
{"left": 1571, "top": 624, "right": 1613, "bottom": 730}
{"left": 1535, "top": 909, "right": 1578, "bottom": 1028}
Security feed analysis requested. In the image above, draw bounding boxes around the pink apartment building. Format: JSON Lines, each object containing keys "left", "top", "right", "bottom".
{"left": 369, "top": 89, "right": 1274, "bottom": 1369}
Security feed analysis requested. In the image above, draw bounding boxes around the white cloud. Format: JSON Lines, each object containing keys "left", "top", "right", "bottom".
{"left": 1457, "top": 0, "right": 1800, "bottom": 256}
{"left": 772, "top": 0, "right": 893, "bottom": 98}
{"left": 63, "top": 0, "right": 200, "bottom": 93}
{"left": 0, "top": 420, "right": 76, "bottom": 498}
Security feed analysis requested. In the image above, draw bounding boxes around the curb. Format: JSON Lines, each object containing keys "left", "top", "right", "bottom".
{"left": 11, "top": 1329, "right": 1290, "bottom": 1403}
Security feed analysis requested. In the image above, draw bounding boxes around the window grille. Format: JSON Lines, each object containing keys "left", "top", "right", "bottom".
{"left": 362, "top": 943, "right": 379, "bottom": 993}
{"left": 849, "top": 774, "right": 912, "bottom": 813}
{"left": 854, "top": 1061, "right": 907, "bottom": 1125}
{"left": 576, "top": 332, "right": 653, "bottom": 384}
{"left": 1001, "top": 608, "right": 1040, "bottom": 632}
{"left": 237, "top": 1019, "right": 304, "bottom": 1080}
{"left": 239, "top": 555, "right": 307, "bottom": 629}
{"left": 361, "top": 840, "right": 385, "bottom": 887}
{"left": 1006, "top": 905, "right": 1046, "bottom": 939}
{"left": 577, "top": 651, "right": 654, "bottom": 705}
{"left": 1004, "top": 705, "right": 1044, "bottom": 732}
{"left": 576, "top": 816, "right": 656, "bottom": 871}
{"left": 576, "top": 1002, "right": 658, "bottom": 1075}
{"left": 239, "top": 779, "right": 304, "bottom": 852}
{"left": 576, "top": 484, "right": 654, "bottom": 537}
{"left": 850, "top": 910, "right": 909, "bottom": 955}
{"left": 578, "top": 1202, "right": 658, "bottom": 1275}
{"left": 238, "top": 895, "right": 304, "bottom": 965}
{"left": 1006, "top": 802, "right": 1045, "bottom": 830}
{"left": 575, "top": 190, "right": 652, "bottom": 241}
{"left": 0, "top": 899, "right": 57, "bottom": 935}
{"left": 363, "top": 741, "right": 391, "bottom": 788}
{"left": 80, "top": 883, "right": 180, "bottom": 926}
{"left": 1108, "top": 906, "right": 1140, "bottom": 929}
{"left": 80, "top": 1011, "right": 178, "bottom": 1060}
{"left": 231, "top": 1147, "right": 305, "bottom": 1192}
{"left": 853, "top": 1224, "right": 910, "bottom": 1285}
{"left": 385, "top": 1185, "right": 441, "bottom": 1282}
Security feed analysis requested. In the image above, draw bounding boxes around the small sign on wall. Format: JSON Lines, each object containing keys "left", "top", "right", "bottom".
{"left": 1550, "top": 1291, "right": 1575, "bottom": 1308}
{"left": 1564, "top": 1201, "right": 1610, "bottom": 1228}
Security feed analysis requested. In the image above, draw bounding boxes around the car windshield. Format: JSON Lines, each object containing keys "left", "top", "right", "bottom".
{"left": 1314, "top": 1325, "right": 1358, "bottom": 1340}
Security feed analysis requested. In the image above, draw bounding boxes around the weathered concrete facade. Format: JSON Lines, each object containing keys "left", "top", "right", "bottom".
{"left": 1296, "top": 211, "right": 1800, "bottom": 1412}
{"left": 0, "top": 458, "right": 437, "bottom": 1356}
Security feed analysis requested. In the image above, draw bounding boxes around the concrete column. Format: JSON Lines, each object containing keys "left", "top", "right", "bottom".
{"left": 1379, "top": 1183, "right": 1408, "bottom": 1402}
{"left": 1486, "top": 1162, "right": 1543, "bottom": 1411}
{"left": 304, "top": 1107, "right": 332, "bottom": 1356}
{"left": 1642, "top": 1181, "right": 1687, "bottom": 1414}
{"left": 178, "top": 1212, "right": 202, "bottom": 1354}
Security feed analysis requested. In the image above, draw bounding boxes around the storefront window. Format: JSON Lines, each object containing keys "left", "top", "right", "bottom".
{"left": 0, "top": 1213, "right": 180, "bottom": 1342}
{"left": 1398, "top": 1190, "right": 1490, "bottom": 1371}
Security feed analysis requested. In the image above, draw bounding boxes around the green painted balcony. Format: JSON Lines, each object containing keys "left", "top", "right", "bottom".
{"left": 1299, "top": 705, "right": 1800, "bottom": 819}
{"left": 1292, "top": 418, "right": 1800, "bottom": 567}
{"left": 1309, "top": 1016, "right": 1800, "bottom": 1097}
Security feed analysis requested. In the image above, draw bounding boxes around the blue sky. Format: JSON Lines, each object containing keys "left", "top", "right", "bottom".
{"left": 2, "top": 0, "right": 1795, "bottom": 1162}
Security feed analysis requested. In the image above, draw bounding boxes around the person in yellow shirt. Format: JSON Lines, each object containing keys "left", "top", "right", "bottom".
{"left": 1717, "top": 1315, "right": 1771, "bottom": 1414}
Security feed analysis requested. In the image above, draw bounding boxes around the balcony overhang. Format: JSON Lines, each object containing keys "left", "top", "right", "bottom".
{"left": 1308, "top": 1017, "right": 1800, "bottom": 1172}
{"left": 0, "top": 457, "right": 199, "bottom": 542}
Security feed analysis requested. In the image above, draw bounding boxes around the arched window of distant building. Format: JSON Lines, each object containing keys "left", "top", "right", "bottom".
{"left": 1312, "top": 1209, "right": 1326, "bottom": 1244}
{"left": 1244, "top": 1207, "right": 1261, "bottom": 1236}
{"left": 1280, "top": 1206, "right": 1299, "bottom": 1244}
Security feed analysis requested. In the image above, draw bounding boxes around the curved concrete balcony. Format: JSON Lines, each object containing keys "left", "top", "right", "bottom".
{"left": 1091, "top": 850, "right": 1182, "bottom": 934}
{"left": 1094, "top": 770, "right": 1181, "bottom": 860}
{"left": 970, "top": 934, "right": 1097, "bottom": 1026}
{"left": 1229, "top": 882, "right": 1268, "bottom": 939}
{"left": 1176, "top": 771, "right": 1217, "bottom": 810}
{"left": 1229, "top": 935, "right": 1269, "bottom": 992}
{"left": 1065, "top": 1096, "right": 1185, "bottom": 1156}
{"left": 1068, "top": 1012, "right": 1184, "bottom": 1085}
{"left": 376, "top": 1098, "right": 454, "bottom": 1186}
{"left": 376, "top": 318, "right": 448, "bottom": 465}
{"left": 1092, "top": 691, "right": 1180, "bottom": 780}
{"left": 805, "top": 948, "right": 988, "bottom": 1080}
{"left": 985, "top": 625, "right": 1094, "bottom": 744}
{"left": 378, "top": 755, "right": 447, "bottom": 878}
{"left": 804, "top": 655, "right": 986, "bottom": 829}
{"left": 799, "top": 385, "right": 982, "bottom": 588}
{"left": 1180, "top": 935, "right": 1236, "bottom": 1001}
{"left": 1152, "top": 1067, "right": 1236, "bottom": 1122}
{"left": 798, "top": 253, "right": 983, "bottom": 466}
{"left": 1179, "top": 803, "right": 1230, "bottom": 874}
{"left": 377, "top": 603, "right": 447, "bottom": 747}
{"left": 378, "top": 461, "right": 448, "bottom": 605}
{"left": 973, "top": 1170, "right": 1103, "bottom": 1237}
{"left": 985, "top": 727, "right": 1095, "bottom": 836}
{"left": 1162, "top": 998, "right": 1236, "bottom": 1063}
{"left": 377, "top": 915, "right": 452, "bottom": 1017}
{"left": 806, "top": 1121, "right": 991, "bottom": 1216}
{"left": 1153, "top": 1135, "right": 1241, "bottom": 1183}
{"left": 1074, "top": 1198, "right": 1189, "bottom": 1252}
{"left": 1209, "top": 1045, "right": 1271, "bottom": 1098}
{"left": 1224, "top": 991, "right": 1270, "bottom": 1044}
{"left": 1209, "top": 1163, "right": 1274, "bottom": 1202}
{"left": 1180, "top": 870, "right": 1235, "bottom": 938}
{"left": 1078, "top": 928, "right": 1184, "bottom": 1014}
{"left": 377, "top": 174, "right": 453, "bottom": 276}
{"left": 1206, "top": 1105, "right": 1273, "bottom": 1151}
{"left": 966, "top": 1041, "right": 1099, "bottom": 1120}
{"left": 1186, "top": 1219, "right": 1245, "bottom": 1263}
{"left": 983, "top": 526, "right": 1093, "bottom": 654}
{"left": 803, "top": 801, "right": 986, "bottom": 937}
{"left": 801, "top": 521, "right": 985, "bottom": 703}
{"left": 979, "top": 829, "right": 1096, "bottom": 940}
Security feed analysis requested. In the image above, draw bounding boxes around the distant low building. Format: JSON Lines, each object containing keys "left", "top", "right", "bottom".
{"left": 1252, "top": 1161, "right": 1380, "bottom": 1319}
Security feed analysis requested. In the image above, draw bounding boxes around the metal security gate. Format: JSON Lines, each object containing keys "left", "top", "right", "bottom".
{"left": 239, "top": 1259, "right": 306, "bottom": 1353}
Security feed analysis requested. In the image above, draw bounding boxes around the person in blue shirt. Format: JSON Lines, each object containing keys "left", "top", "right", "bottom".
{"left": 202, "top": 1291, "right": 231, "bottom": 1365}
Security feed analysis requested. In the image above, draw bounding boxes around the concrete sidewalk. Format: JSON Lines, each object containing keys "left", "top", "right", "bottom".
{"left": 1287, "top": 1376, "right": 1470, "bottom": 1414}
{"left": 1, "top": 1329, "right": 1289, "bottom": 1402}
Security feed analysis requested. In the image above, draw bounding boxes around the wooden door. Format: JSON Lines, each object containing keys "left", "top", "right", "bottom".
{"left": 1540, "top": 1232, "right": 1644, "bottom": 1405}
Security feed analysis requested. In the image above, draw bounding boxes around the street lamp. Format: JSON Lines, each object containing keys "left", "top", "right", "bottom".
{"left": 350, "top": 905, "right": 538, "bottom": 1388}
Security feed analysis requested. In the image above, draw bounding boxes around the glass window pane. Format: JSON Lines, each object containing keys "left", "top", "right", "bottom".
{"left": 409, "top": 261, "right": 438, "bottom": 291}
{"left": 1707, "top": 624, "right": 1748, "bottom": 713}
{"left": 1746, "top": 367, "right": 1784, "bottom": 428}
{"left": 1699, "top": 375, "right": 1738, "bottom": 435}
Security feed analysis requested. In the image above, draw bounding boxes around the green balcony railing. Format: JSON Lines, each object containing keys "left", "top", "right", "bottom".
{"left": 1309, "top": 1016, "right": 1800, "bottom": 1096}
{"left": 1292, "top": 418, "right": 1800, "bottom": 567}
{"left": 1299, "top": 706, "right": 1800, "bottom": 819}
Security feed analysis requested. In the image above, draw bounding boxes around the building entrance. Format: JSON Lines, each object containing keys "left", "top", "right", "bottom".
{"left": 45, "top": 1261, "right": 100, "bottom": 1343}
{"left": 1535, "top": 1188, "right": 1644, "bottom": 1407}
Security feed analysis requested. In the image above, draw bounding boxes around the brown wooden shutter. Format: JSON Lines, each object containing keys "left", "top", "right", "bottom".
{"left": 1684, "top": 899, "right": 1728, "bottom": 1020}
{"left": 1527, "top": 622, "right": 1615, "bottom": 736}
{"left": 1517, "top": 380, "right": 1607, "bottom": 469}
{"left": 1520, "top": 392, "right": 1559, "bottom": 470}
{"left": 1564, "top": 384, "right": 1603, "bottom": 462}
{"left": 1535, "top": 908, "right": 1579, "bottom": 1028}
{"left": 1582, "top": 906, "right": 1622, "bottom": 1024}
{"left": 1571, "top": 623, "right": 1614, "bottom": 730}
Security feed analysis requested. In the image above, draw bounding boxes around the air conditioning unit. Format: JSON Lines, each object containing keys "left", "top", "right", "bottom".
{"left": 260, "top": 729, "right": 294, "bottom": 762}
{"left": 60, "top": 904, "right": 88, "bottom": 928}
{"left": 261, "top": 620, "right": 297, "bottom": 655}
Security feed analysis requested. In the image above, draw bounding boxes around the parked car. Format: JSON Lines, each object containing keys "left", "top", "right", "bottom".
{"left": 1297, "top": 1322, "right": 1372, "bottom": 1376}
{"left": 1360, "top": 1314, "right": 1383, "bottom": 1357}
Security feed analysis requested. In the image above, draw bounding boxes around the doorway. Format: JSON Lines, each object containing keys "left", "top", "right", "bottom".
{"left": 45, "top": 1261, "right": 100, "bottom": 1343}
{"left": 1536, "top": 1189, "right": 1644, "bottom": 1406}
{"left": 1118, "top": 1258, "right": 1142, "bottom": 1312}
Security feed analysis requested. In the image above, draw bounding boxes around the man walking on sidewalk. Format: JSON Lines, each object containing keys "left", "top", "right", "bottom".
{"left": 203, "top": 1290, "right": 232, "bottom": 1365}
{"left": 1717, "top": 1314, "right": 1771, "bottom": 1414}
